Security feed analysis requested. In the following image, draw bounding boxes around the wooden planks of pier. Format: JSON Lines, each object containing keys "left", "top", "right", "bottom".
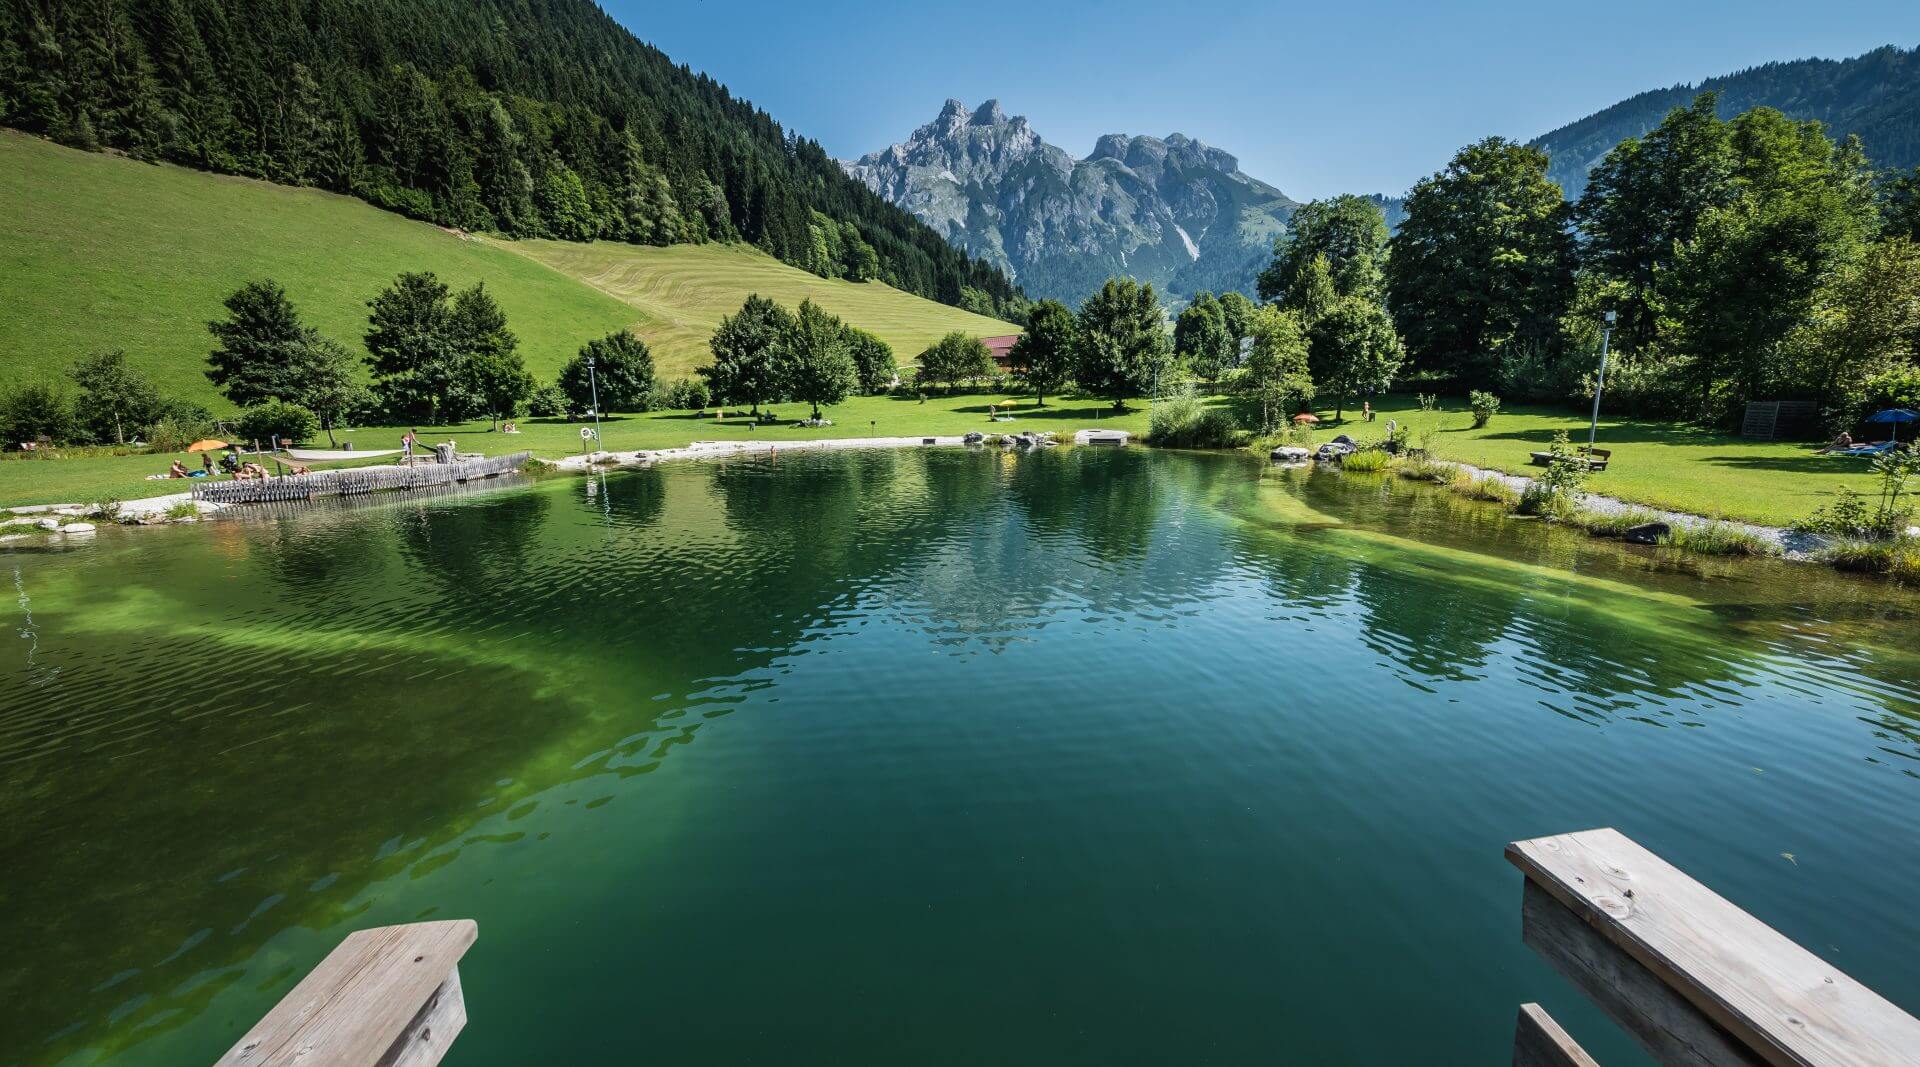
{"left": 215, "top": 919, "right": 475, "bottom": 1066}
{"left": 192, "top": 452, "right": 531, "bottom": 506}
{"left": 1508, "top": 828, "right": 1920, "bottom": 1066}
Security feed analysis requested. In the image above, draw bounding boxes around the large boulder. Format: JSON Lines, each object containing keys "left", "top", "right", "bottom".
{"left": 1270, "top": 446, "right": 1311, "bottom": 464}
{"left": 1624, "top": 522, "right": 1670, "bottom": 545}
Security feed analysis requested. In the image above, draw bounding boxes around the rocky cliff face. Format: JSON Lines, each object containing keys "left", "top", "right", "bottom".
{"left": 845, "top": 100, "right": 1299, "bottom": 305}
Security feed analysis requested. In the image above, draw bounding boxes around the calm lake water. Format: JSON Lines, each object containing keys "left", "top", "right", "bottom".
{"left": 3, "top": 447, "right": 1919, "bottom": 1065}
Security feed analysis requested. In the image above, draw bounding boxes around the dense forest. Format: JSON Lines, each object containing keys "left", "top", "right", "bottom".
{"left": 1534, "top": 45, "right": 1920, "bottom": 198}
{"left": 0, "top": 0, "right": 1026, "bottom": 317}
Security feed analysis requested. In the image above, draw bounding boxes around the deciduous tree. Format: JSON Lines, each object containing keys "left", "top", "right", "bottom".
{"left": 702, "top": 294, "right": 793, "bottom": 414}
{"left": 1008, "top": 300, "right": 1076, "bottom": 406}
{"left": 1074, "top": 278, "right": 1171, "bottom": 411}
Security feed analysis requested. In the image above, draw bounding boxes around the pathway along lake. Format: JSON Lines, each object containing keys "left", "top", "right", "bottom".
{"left": 3, "top": 448, "right": 1919, "bottom": 1065}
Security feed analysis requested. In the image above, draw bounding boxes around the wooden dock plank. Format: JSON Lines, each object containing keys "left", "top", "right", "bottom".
{"left": 1515, "top": 1003, "right": 1606, "bottom": 1067}
{"left": 1508, "top": 828, "right": 1920, "bottom": 1067}
{"left": 215, "top": 919, "right": 476, "bottom": 1067}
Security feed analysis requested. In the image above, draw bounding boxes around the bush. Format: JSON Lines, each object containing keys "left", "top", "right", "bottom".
{"left": 527, "top": 385, "right": 570, "bottom": 419}
{"left": 1416, "top": 393, "right": 1440, "bottom": 412}
{"left": 1468, "top": 390, "right": 1501, "bottom": 428}
{"left": 1570, "top": 506, "right": 1667, "bottom": 539}
{"left": 656, "top": 377, "right": 711, "bottom": 411}
{"left": 1395, "top": 453, "right": 1455, "bottom": 482}
{"left": 233, "top": 400, "right": 319, "bottom": 447}
{"left": 1449, "top": 468, "right": 1519, "bottom": 506}
{"left": 1147, "top": 389, "right": 1241, "bottom": 448}
{"left": 1339, "top": 448, "right": 1393, "bottom": 473}
{"left": 146, "top": 414, "right": 215, "bottom": 453}
{"left": 1824, "top": 535, "right": 1920, "bottom": 581}
{"left": 0, "top": 380, "right": 79, "bottom": 446}
{"left": 1668, "top": 521, "right": 1777, "bottom": 557}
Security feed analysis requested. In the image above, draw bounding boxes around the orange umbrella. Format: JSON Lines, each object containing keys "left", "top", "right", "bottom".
{"left": 1291, "top": 413, "right": 1320, "bottom": 424}
{"left": 185, "top": 439, "right": 229, "bottom": 452}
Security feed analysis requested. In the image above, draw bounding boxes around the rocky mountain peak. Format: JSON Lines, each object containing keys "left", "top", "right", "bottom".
{"left": 844, "top": 100, "right": 1300, "bottom": 304}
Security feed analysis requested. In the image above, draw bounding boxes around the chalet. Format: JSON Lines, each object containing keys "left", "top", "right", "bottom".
{"left": 981, "top": 334, "right": 1020, "bottom": 372}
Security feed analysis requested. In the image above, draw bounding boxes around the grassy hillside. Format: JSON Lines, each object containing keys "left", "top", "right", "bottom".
{"left": 0, "top": 131, "right": 637, "bottom": 409}
{"left": 512, "top": 241, "right": 1019, "bottom": 375}
{"left": 0, "top": 132, "right": 1018, "bottom": 409}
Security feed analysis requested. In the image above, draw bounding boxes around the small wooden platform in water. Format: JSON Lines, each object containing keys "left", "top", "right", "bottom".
{"left": 214, "top": 920, "right": 475, "bottom": 1066}
{"left": 1508, "top": 827, "right": 1920, "bottom": 1065}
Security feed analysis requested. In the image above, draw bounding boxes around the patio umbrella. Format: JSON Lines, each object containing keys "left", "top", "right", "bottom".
{"left": 185, "top": 439, "right": 229, "bottom": 452}
{"left": 1865, "top": 408, "right": 1918, "bottom": 444}
{"left": 1292, "top": 413, "right": 1321, "bottom": 424}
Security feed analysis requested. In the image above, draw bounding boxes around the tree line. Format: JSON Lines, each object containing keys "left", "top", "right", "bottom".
{"left": 0, "top": 0, "right": 1027, "bottom": 318}
{"left": 1373, "top": 92, "right": 1920, "bottom": 429}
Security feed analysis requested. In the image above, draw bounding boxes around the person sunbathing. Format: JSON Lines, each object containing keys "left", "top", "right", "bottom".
{"left": 1819, "top": 431, "right": 1855, "bottom": 453}
{"left": 168, "top": 460, "right": 191, "bottom": 478}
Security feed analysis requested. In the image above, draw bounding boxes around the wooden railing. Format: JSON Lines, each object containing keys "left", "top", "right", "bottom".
{"left": 192, "top": 452, "right": 531, "bottom": 506}
{"left": 1509, "top": 828, "right": 1920, "bottom": 1065}
{"left": 215, "top": 920, "right": 475, "bottom": 1066}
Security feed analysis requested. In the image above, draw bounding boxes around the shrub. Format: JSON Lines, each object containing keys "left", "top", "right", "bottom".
{"left": 1416, "top": 393, "right": 1440, "bottom": 412}
{"left": 233, "top": 400, "right": 319, "bottom": 447}
{"left": 1395, "top": 453, "right": 1455, "bottom": 482}
{"left": 146, "top": 412, "right": 216, "bottom": 453}
{"left": 1824, "top": 535, "right": 1920, "bottom": 581}
{"left": 1468, "top": 390, "right": 1501, "bottom": 428}
{"left": 166, "top": 501, "right": 200, "bottom": 521}
{"left": 1339, "top": 448, "right": 1393, "bottom": 473}
{"left": 1570, "top": 506, "right": 1666, "bottom": 539}
{"left": 1668, "top": 521, "right": 1777, "bottom": 557}
{"left": 0, "top": 380, "right": 79, "bottom": 446}
{"left": 657, "top": 377, "right": 711, "bottom": 411}
{"left": 526, "top": 385, "right": 570, "bottom": 418}
{"left": 1449, "top": 468, "right": 1519, "bottom": 506}
{"left": 1148, "top": 388, "right": 1241, "bottom": 448}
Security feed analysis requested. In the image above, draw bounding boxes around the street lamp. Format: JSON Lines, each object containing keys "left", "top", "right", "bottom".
{"left": 1588, "top": 310, "right": 1616, "bottom": 455}
{"left": 584, "top": 352, "right": 605, "bottom": 461}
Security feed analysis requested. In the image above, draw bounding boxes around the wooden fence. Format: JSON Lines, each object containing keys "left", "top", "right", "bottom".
{"left": 192, "top": 452, "right": 531, "bottom": 506}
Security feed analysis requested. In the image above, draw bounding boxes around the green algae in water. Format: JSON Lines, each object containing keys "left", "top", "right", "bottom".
{"left": 3, "top": 448, "right": 1919, "bottom": 1065}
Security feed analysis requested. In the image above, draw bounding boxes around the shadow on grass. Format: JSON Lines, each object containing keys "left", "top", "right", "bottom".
{"left": 1701, "top": 454, "right": 1881, "bottom": 475}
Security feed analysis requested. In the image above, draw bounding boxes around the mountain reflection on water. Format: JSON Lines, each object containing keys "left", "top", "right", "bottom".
{"left": 2, "top": 447, "right": 1916, "bottom": 1066}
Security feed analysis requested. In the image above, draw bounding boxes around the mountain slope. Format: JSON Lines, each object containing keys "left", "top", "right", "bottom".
{"left": 0, "top": 0, "right": 1023, "bottom": 316}
{"left": 846, "top": 100, "right": 1298, "bottom": 305}
{"left": 1532, "top": 44, "right": 1920, "bottom": 198}
{"left": 0, "top": 132, "right": 1014, "bottom": 408}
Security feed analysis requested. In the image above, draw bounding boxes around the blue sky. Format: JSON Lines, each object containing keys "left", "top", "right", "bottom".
{"left": 606, "top": 0, "right": 1919, "bottom": 200}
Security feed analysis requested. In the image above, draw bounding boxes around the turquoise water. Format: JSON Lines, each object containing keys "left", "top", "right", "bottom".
{"left": 2, "top": 447, "right": 1918, "bottom": 1064}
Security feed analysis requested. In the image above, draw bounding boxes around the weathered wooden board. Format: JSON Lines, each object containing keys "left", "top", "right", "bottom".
{"left": 1508, "top": 828, "right": 1920, "bottom": 1067}
{"left": 1523, "top": 878, "right": 1765, "bottom": 1067}
{"left": 1514, "top": 1003, "right": 1605, "bottom": 1067}
{"left": 216, "top": 919, "right": 477, "bottom": 1067}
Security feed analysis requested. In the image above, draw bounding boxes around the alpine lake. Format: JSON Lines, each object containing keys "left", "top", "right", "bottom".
{"left": 3, "top": 446, "right": 1918, "bottom": 1065}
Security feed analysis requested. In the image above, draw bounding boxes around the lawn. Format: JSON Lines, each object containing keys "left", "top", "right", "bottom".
{"left": 0, "top": 131, "right": 637, "bottom": 409}
{"left": 1300, "top": 397, "right": 1887, "bottom": 527}
{"left": 0, "top": 132, "right": 1017, "bottom": 404}
{"left": 0, "top": 392, "right": 1153, "bottom": 508}
{"left": 509, "top": 241, "right": 1019, "bottom": 377}
{"left": 0, "top": 391, "right": 1889, "bottom": 527}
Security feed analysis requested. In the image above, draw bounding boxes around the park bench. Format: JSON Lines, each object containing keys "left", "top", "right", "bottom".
{"left": 1530, "top": 446, "right": 1611, "bottom": 472}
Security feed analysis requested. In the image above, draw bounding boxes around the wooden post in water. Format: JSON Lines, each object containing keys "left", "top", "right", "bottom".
{"left": 1508, "top": 828, "right": 1920, "bottom": 1066}
{"left": 215, "top": 919, "right": 475, "bottom": 1066}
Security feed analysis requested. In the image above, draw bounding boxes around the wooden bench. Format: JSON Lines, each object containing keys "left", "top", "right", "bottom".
{"left": 215, "top": 920, "right": 476, "bottom": 1066}
{"left": 1507, "top": 828, "right": 1920, "bottom": 1065}
{"left": 1529, "top": 447, "right": 1611, "bottom": 472}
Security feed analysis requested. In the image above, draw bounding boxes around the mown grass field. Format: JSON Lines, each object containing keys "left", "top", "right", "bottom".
{"left": 510, "top": 241, "right": 1018, "bottom": 376}
{"left": 1297, "top": 397, "right": 1888, "bottom": 527}
{"left": 0, "top": 132, "right": 1018, "bottom": 405}
{"left": 0, "top": 391, "right": 1150, "bottom": 508}
{"left": 0, "top": 131, "right": 637, "bottom": 408}
{"left": 0, "top": 391, "right": 1890, "bottom": 527}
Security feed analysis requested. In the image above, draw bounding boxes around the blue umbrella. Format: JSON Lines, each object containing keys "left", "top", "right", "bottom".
{"left": 1865, "top": 408, "right": 1918, "bottom": 443}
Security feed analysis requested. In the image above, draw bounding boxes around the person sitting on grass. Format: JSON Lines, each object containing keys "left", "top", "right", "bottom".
{"left": 1819, "top": 431, "right": 1855, "bottom": 453}
{"left": 168, "top": 460, "right": 191, "bottom": 478}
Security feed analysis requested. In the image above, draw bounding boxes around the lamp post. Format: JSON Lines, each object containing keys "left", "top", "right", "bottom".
{"left": 1588, "top": 311, "right": 1616, "bottom": 454}
{"left": 584, "top": 353, "right": 605, "bottom": 461}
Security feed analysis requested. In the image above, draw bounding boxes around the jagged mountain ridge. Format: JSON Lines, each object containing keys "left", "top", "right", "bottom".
{"left": 845, "top": 100, "right": 1300, "bottom": 305}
